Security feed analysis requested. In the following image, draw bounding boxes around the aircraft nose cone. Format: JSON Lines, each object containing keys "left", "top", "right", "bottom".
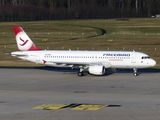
{"left": 151, "top": 59, "right": 156, "bottom": 66}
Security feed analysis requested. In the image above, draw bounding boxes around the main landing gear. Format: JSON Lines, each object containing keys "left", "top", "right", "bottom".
{"left": 133, "top": 68, "right": 139, "bottom": 76}
{"left": 77, "top": 68, "right": 85, "bottom": 77}
{"left": 77, "top": 71, "right": 84, "bottom": 77}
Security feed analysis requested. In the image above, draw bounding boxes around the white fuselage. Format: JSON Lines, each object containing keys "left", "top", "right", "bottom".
{"left": 11, "top": 50, "right": 156, "bottom": 69}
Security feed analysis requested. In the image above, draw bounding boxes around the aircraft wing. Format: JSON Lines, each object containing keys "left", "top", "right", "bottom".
{"left": 50, "top": 61, "right": 112, "bottom": 68}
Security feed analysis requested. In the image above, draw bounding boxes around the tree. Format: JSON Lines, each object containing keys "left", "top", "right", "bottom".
{"left": 0, "top": 0, "right": 160, "bottom": 21}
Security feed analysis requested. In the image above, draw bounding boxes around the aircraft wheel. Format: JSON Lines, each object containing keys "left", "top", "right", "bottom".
{"left": 134, "top": 73, "right": 138, "bottom": 76}
{"left": 133, "top": 68, "right": 139, "bottom": 77}
{"left": 77, "top": 72, "right": 84, "bottom": 77}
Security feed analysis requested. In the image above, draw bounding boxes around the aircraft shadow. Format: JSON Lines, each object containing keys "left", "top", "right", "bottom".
{"left": 0, "top": 67, "right": 159, "bottom": 76}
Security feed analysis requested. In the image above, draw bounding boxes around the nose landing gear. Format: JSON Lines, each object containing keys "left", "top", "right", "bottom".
{"left": 133, "top": 68, "right": 139, "bottom": 76}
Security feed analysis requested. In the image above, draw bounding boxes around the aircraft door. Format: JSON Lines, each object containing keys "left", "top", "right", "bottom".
{"left": 36, "top": 53, "right": 41, "bottom": 64}
{"left": 131, "top": 53, "right": 136, "bottom": 63}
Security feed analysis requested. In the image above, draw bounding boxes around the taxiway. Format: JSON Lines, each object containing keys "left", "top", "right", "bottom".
{"left": 0, "top": 67, "right": 160, "bottom": 120}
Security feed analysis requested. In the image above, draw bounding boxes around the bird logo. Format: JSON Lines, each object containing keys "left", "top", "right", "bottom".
{"left": 19, "top": 37, "right": 29, "bottom": 46}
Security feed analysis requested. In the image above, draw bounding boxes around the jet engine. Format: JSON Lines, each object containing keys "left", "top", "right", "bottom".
{"left": 88, "top": 65, "right": 105, "bottom": 75}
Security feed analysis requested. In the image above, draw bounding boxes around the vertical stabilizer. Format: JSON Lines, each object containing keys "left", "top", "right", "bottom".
{"left": 13, "top": 26, "right": 41, "bottom": 51}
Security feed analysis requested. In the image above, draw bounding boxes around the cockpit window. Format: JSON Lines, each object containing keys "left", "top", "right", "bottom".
{"left": 142, "top": 56, "right": 150, "bottom": 59}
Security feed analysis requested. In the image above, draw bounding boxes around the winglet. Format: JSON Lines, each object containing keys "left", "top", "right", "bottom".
{"left": 13, "top": 26, "right": 41, "bottom": 51}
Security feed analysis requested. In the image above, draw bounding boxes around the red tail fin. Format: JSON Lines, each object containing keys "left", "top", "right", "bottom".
{"left": 13, "top": 26, "right": 41, "bottom": 51}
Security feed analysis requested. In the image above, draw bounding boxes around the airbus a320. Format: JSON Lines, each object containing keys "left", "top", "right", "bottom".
{"left": 11, "top": 26, "right": 156, "bottom": 76}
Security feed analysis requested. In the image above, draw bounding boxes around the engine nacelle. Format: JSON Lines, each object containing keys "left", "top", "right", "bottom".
{"left": 88, "top": 65, "right": 105, "bottom": 75}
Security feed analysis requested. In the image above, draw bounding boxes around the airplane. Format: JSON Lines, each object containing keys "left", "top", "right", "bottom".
{"left": 11, "top": 26, "right": 156, "bottom": 77}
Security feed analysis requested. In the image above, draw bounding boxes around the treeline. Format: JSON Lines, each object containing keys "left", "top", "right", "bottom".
{"left": 0, "top": 0, "right": 160, "bottom": 21}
